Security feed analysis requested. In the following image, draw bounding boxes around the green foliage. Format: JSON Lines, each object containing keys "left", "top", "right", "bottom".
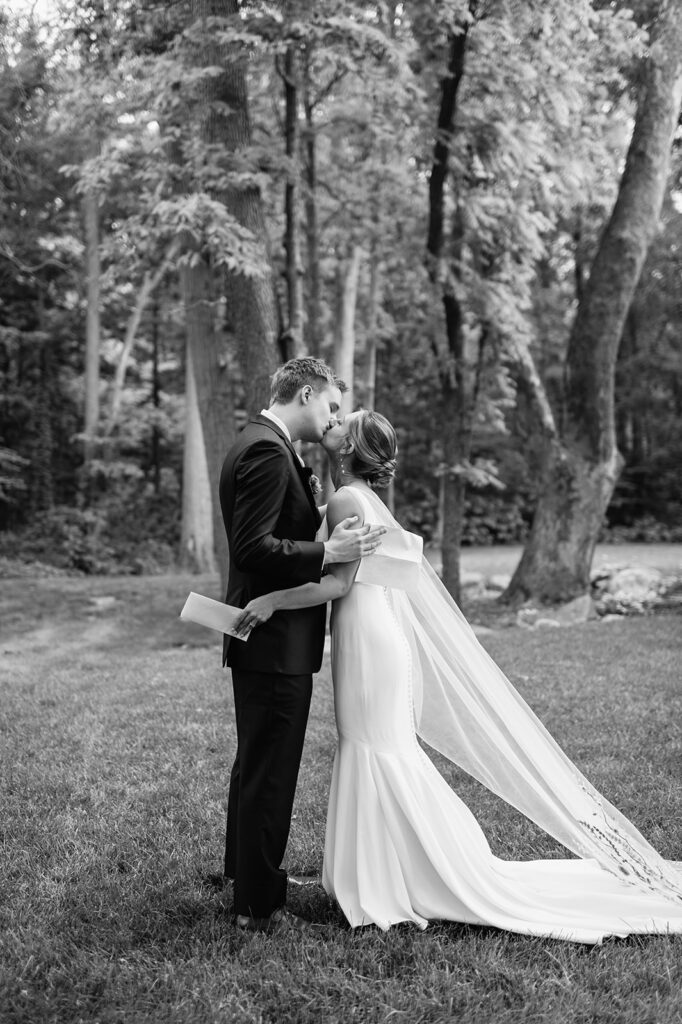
{"left": 609, "top": 196, "right": 682, "bottom": 531}
{"left": 602, "top": 515, "right": 682, "bottom": 544}
{"left": 0, "top": 11, "right": 87, "bottom": 522}
{"left": 153, "top": 196, "right": 267, "bottom": 275}
{"left": 462, "top": 490, "right": 530, "bottom": 546}
{"left": 1, "top": 0, "right": 680, "bottom": 567}
{"left": 1, "top": 467, "right": 181, "bottom": 574}
{"left": 399, "top": 485, "right": 531, "bottom": 547}
{"left": 12, "top": 504, "right": 115, "bottom": 573}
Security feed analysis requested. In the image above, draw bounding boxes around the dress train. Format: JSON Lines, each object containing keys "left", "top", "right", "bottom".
{"left": 321, "top": 485, "right": 682, "bottom": 941}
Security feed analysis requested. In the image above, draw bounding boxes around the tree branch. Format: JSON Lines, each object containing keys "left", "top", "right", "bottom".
{"left": 311, "top": 69, "right": 348, "bottom": 110}
{"left": 105, "top": 238, "right": 181, "bottom": 435}
{"left": 0, "top": 246, "right": 71, "bottom": 277}
{"left": 508, "top": 341, "right": 559, "bottom": 442}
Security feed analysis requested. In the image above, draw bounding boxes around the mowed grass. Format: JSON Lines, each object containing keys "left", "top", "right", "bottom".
{"left": 1, "top": 573, "right": 681, "bottom": 1024}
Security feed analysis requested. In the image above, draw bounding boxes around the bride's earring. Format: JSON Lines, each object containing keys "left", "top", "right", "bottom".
{"left": 338, "top": 440, "right": 353, "bottom": 481}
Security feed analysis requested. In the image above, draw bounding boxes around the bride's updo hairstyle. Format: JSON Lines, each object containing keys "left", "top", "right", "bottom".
{"left": 346, "top": 411, "right": 398, "bottom": 489}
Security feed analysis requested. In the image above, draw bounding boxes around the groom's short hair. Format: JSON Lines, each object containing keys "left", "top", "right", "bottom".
{"left": 270, "top": 357, "right": 347, "bottom": 404}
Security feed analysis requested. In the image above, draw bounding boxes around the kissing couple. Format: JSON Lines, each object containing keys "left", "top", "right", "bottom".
{"left": 218, "top": 357, "right": 682, "bottom": 941}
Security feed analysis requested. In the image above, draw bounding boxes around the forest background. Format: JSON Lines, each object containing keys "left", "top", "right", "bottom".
{"left": 1, "top": 0, "right": 681, "bottom": 605}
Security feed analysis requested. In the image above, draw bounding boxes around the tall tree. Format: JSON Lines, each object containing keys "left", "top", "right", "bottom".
{"left": 280, "top": 35, "right": 305, "bottom": 359}
{"left": 334, "top": 244, "right": 362, "bottom": 409}
{"left": 182, "top": 0, "right": 278, "bottom": 584}
{"left": 301, "top": 43, "right": 321, "bottom": 356}
{"left": 424, "top": 5, "right": 477, "bottom": 603}
{"left": 506, "top": 0, "right": 682, "bottom": 603}
{"left": 70, "top": 1, "right": 116, "bottom": 472}
{"left": 0, "top": 9, "right": 84, "bottom": 523}
{"left": 82, "top": 183, "right": 101, "bottom": 464}
{"left": 181, "top": 341, "right": 217, "bottom": 573}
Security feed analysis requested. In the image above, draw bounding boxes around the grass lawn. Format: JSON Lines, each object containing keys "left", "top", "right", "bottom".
{"left": 1, "top": 572, "right": 681, "bottom": 1024}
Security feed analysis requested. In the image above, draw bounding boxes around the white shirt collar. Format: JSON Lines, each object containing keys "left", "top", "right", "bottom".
{"left": 260, "top": 408, "right": 292, "bottom": 443}
{"left": 260, "top": 408, "right": 306, "bottom": 467}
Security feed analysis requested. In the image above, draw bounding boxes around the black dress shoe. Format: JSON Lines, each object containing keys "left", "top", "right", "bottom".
{"left": 234, "top": 906, "right": 318, "bottom": 934}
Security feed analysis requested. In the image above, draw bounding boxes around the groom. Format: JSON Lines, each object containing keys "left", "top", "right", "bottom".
{"left": 219, "top": 357, "right": 385, "bottom": 933}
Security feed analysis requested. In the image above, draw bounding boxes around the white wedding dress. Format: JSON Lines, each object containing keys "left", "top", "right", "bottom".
{"left": 321, "top": 485, "right": 682, "bottom": 942}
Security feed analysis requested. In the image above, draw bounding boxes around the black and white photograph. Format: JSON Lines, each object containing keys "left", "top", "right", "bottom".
{"left": 1, "top": 1, "right": 681, "bottom": 1021}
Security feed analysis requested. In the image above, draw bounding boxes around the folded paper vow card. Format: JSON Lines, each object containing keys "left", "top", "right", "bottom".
{"left": 355, "top": 528, "right": 423, "bottom": 593}
{"left": 180, "top": 592, "right": 251, "bottom": 640}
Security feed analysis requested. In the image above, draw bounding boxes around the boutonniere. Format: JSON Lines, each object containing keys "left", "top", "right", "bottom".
{"left": 302, "top": 464, "right": 322, "bottom": 496}
{"left": 309, "top": 474, "right": 322, "bottom": 496}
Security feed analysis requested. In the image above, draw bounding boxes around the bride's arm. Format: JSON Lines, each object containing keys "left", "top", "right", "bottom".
{"left": 234, "top": 489, "right": 363, "bottom": 633}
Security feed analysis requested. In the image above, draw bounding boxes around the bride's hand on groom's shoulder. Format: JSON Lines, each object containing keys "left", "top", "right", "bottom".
{"left": 324, "top": 516, "right": 387, "bottom": 565}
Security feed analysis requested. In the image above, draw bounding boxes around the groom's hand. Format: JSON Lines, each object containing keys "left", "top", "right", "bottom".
{"left": 324, "top": 517, "right": 386, "bottom": 565}
{"left": 234, "top": 593, "right": 279, "bottom": 635}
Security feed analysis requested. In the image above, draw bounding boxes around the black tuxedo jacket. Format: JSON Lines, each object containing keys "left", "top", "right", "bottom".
{"left": 219, "top": 415, "right": 327, "bottom": 674}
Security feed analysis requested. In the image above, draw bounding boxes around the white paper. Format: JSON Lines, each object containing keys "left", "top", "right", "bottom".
{"left": 355, "top": 527, "right": 423, "bottom": 593}
{"left": 180, "top": 592, "right": 251, "bottom": 640}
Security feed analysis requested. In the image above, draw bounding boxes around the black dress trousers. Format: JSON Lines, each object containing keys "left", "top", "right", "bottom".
{"left": 225, "top": 668, "right": 313, "bottom": 919}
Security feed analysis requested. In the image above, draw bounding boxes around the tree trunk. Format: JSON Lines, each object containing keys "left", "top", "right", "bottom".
{"left": 302, "top": 47, "right": 321, "bottom": 356}
{"left": 615, "top": 304, "right": 640, "bottom": 465}
{"left": 335, "top": 245, "right": 362, "bottom": 409}
{"left": 364, "top": 248, "right": 381, "bottom": 411}
{"left": 440, "top": 450, "right": 466, "bottom": 605}
{"left": 180, "top": 255, "right": 233, "bottom": 586}
{"left": 151, "top": 299, "right": 161, "bottom": 494}
{"left": 508, "top": 442, "right": 621, "bottom": 602}
{"left": 34, "top": 302, "right": 55, "bottom": 513}
{"left": 181, "top": 339, "right": 217, "bottom": 573}
{"left": 83, "top": 189, "right": 100, "bottom": 465}
{"left": 434, "top": 298, "right": 483, "bottom": 604}
{"left": 186, "top": 0, "right": 279, "bottom": 590}
{"left": 106, "top": 239, "right": 179, "bottom": 435}
{"left": 214, "top": 0, "right": 278, "bottom": 418}
{"left": 282, "top": 44, "right": 305, "bottom": 358}
{"left": 425, "top": 13, "right": 476, "bottom": 600}
{"left": 506, "top": 0, "right": 682, "bottom": 604}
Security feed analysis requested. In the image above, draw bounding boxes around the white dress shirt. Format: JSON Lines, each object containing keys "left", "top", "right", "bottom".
{"left": 260, "top": 407, "right": 292, "bottom": 443}
{"left": 260, "top": 408, "right": 305, "bottom": 465}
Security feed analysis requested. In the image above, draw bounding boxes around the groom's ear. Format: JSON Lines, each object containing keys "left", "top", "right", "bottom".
{"left": 300, "top": 385, "right": 313, "bottom": 403}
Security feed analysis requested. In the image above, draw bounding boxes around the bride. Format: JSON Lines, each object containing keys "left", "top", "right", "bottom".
{"left": 236, "top": 409, "right": 682, "bottom": 942}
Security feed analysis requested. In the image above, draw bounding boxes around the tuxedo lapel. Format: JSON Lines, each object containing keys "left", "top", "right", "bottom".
{"left": 251, "top": 415, "right": 322, "bottom": 527}
{"left": 297, "top": 464, "right": 322, "bottom": 527}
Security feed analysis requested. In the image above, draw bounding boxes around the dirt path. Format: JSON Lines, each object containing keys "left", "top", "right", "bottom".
{"left": 0, "top": 572, "right": 218, "bottom": 659}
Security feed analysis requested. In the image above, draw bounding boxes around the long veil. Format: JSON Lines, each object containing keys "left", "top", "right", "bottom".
{"left": 355, "top": 486, "right": 682, "bottom": 904}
